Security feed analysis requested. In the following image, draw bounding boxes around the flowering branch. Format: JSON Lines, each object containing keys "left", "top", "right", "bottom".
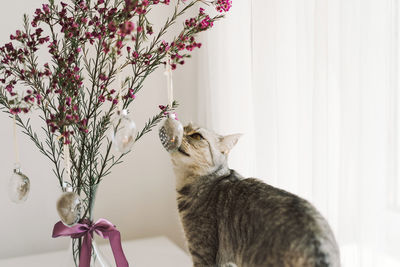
{"left": 0, "top": 0, "right": 231, "bottom": 217}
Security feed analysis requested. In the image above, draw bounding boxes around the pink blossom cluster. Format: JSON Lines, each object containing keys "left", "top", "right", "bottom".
{"left": 185, "top": 8, "right": 214, "bottom": 32}
{"left": 199, "top": 16, "right": 214, "bottom": 30}
{"left": 215, "top": 0, "right": 232, "bottom": 13}
{"left": 159, "top": 7, "right": 221, "bottom": 69}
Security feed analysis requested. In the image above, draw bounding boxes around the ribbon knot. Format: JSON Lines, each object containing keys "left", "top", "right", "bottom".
{"left": 53, "top": 219, "right": 129, "bottom": 267}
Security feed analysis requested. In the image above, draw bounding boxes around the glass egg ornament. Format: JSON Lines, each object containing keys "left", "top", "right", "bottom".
{"left": 159, "top": 114, "right": 184, "bottom": 152}
{"left": 8, "top": 167, "right": 30, "bottom": 204}
{"left": 111, "top": 109, "right": 137, "bottom": 153}
{"left": 56, "top": 188, "right": 82, "bottom": 227}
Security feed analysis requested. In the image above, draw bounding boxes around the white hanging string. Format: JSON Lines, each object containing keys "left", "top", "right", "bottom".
{"left": 63, "top": 141, "right": 71, "bottom": 190}
{"left": 164, "top": 53, "right": 174, "bottom": 117}
{"left": 13, "top": 114, "right": 20, "bottom": 169}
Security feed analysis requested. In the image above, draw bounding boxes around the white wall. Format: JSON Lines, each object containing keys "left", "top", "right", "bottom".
{"left": 0, "top": 0, "right": 196, "bottom": 258}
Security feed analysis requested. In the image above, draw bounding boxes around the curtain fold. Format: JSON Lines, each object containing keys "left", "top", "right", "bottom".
{"left": 197, "top": 0, "right": 400, "bottom": 266}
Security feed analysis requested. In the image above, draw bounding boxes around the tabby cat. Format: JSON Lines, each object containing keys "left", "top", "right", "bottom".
{"left": 164, "top": 122, "right": 340, "bottom": 267}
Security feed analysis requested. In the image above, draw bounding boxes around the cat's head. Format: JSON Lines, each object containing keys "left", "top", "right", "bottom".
{"left": 170, "top": 122, "right": 241, "bottom": 178}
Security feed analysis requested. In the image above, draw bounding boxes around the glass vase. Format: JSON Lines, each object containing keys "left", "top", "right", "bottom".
{"left": 64, "top": 239, "right": 111, "bottom": 267}
{"left": 63, "top": 184, "right": 112, "bottom": 267}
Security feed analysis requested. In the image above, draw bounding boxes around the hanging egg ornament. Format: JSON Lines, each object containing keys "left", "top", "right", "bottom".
{"left": 8, "top": 166, "right": 30, "bottom": 204}
{"left": 159, "top": 114, "right": 184, "bottom": 152}
{"left": 56, "top": 188, "right": 82, "bottom": 227}
{"left": 111, "top": 109, "right": 137, "bottom": 153}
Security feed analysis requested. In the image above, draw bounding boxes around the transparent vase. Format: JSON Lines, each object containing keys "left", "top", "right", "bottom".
{"left": 62, "top": 184, "right": 112, "bottom": 267}
{"left": 64, "top": 239, "right": 111, "bottom": 267}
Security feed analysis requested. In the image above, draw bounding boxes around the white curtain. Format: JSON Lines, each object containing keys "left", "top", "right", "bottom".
{"left": 197, "top": 0, "right": 400, "bottom": 266}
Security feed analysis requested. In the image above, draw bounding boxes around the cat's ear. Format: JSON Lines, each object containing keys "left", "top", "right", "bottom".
{"left": 218, "top": 134, "right": 243, "bottom": 155}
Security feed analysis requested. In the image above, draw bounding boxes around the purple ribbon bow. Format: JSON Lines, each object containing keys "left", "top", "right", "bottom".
{"left": 52, "top": 219, "right": 129, "bottom": 267}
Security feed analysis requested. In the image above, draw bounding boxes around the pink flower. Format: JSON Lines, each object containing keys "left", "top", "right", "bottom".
{"left": 146, "top": 25, "right": 153, "bottom": 35}
{"left": 198, "top": 16, "right": 214, "bottom": 30}
{"left": 85, "top": 32, "right": 92, "bottom": 39}
{"left": 99, "top": 73, "right": 108, "bottom": 81}
{"left": 119, "top": 21, "right": 135, "bottom": 36}
{"left": 78, "top": 1, "right": 87, "bottom": 10}
{"left": 215, "top": 0, "right": 232, "bottom": 13}
{"left": 108, "top": 21, "right": 117, "bottom": 32}
{"left": 42, "top": 4, "right": 50, "bottom": 14}
{"left": 35, "top": 28, "right": 43, "bottom": 36}
{"left": 127, "top": 88, "right": 135, "bottom": 99}
{"left": 66, "top": 97, "right": 72, "bottom": 106}
{"left": 116, "top": 40, "right": 123, "bottom": 49}
{"left": 10, "top": 108, "right": 21, "bottom": 115}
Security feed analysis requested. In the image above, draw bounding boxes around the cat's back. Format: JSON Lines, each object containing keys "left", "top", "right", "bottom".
{"left": 216, "top": 172, "right": 340, "bottom": 267}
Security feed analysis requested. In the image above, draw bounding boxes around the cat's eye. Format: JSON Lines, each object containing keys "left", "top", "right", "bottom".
{"left": 190, "top": 133, "right": 203, "bottom": 140}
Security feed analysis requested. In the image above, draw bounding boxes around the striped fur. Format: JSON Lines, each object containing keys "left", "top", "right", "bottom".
{"left": 167, "top": 123, "right": 340, "bottom": 267}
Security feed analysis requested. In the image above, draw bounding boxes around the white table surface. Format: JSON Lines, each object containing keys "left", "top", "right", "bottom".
{"left": 0, "top": 236, "right": 192, "bottom": 267}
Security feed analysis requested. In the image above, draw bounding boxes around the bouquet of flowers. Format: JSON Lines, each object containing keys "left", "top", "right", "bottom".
{"left": 0, "top": 0, "right": 231, "bottom": 266}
